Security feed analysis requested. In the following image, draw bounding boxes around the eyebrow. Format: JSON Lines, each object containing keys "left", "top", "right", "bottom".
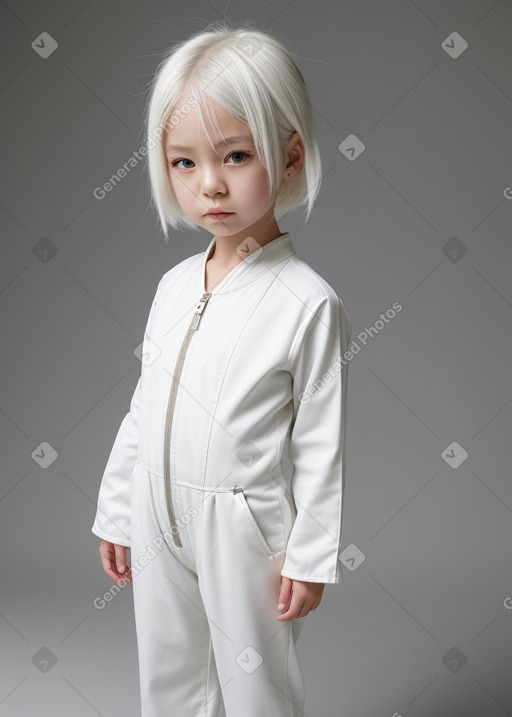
{"left": 165, "top": 135, "right": 254, "bottom": 154}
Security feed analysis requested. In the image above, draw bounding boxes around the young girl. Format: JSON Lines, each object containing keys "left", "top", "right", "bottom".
{"left": 92, "top": 20, "right": 351, "bottom": 717}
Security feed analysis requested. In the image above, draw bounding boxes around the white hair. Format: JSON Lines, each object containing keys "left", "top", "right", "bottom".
{"left": 144, "top": 19, "right": 323, "bottom": 242}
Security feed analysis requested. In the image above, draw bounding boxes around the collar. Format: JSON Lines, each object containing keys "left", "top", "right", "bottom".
{"left": 195, "top": 232, "right": 297, "bottom": 294}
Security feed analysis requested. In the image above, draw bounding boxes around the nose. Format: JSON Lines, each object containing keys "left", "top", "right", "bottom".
{"left": 200, "top": 162, "right": 227, "bottom": 197}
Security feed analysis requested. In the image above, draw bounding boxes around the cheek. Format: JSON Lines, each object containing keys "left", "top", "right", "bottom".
{"left": 169, "top": 174, "right": 189, "bottom": 202}
{"left": 242, "top": 168, "right": 272, "bottom": 203}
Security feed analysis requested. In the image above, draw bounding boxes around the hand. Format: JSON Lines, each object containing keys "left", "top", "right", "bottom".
{"left": 99, "top": 540, "right": 132, "bottom": 585}
{"left": 276, "top": 576, "right": 325, "bottom": 620}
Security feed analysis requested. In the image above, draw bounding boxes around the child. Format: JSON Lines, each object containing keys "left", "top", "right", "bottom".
{"left": 92, "top": 20, "right": 351, "bottom": 717}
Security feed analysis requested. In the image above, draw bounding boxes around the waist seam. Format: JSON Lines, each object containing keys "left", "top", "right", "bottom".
{"left": 137, "top": 458, "right": 237, "bottom": 492}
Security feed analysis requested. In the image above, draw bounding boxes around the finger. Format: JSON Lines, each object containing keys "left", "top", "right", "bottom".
{"left": 296, "top": 600, "right": 310, "bottom": 618}
{"left": 99, "top": 542, "right": 115, "bottom": 574}
{"left": 105, "top": 564, "right": 131, "bottom": 584}
{"left": 114, "top": 546, "right": 132, "bottom": 583}
{"left": 278, "top": 592, "right": 307, "bottom": 621}
{"left": 114, "top": 544, "right": 127, "bottom": 574}
{"left": 277, "top": 576, "right": 292, "bottom": 611}
{"left": 99, "top": 542, "right": 132, "bottom": 584}
{"left": 280, "top": 591, "right": 292, "bottom": 614}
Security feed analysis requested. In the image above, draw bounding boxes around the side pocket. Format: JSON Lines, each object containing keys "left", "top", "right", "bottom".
{"left": 234, "top": 488, "right": 285, "bottom": 559}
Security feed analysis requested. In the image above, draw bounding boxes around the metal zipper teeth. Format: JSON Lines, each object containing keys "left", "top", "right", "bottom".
{"left": 164, "top": 292, "right": 212, "bottom": 547}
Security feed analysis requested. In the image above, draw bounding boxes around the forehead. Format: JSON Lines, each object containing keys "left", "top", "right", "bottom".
{"left": 165, "top": 95, "right": 252, "bottom": 149}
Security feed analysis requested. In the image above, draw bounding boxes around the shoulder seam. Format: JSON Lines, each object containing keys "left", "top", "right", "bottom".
{"left": 288, "top": 255, "right": 340, "bottom": 303}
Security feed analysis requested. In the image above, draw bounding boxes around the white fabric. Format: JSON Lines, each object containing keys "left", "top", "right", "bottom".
{"left": 92, "top": 232, "right": 351, "bottom": 581}
{"left": 91, "top": 232, "right": 351, "bottom": 714}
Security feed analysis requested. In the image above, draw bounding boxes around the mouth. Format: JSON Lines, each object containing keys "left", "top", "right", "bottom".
{"left": 204, "top": 211, "right": 234, "bottom": 218}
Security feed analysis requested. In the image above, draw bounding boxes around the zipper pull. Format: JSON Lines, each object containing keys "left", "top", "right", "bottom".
{"left": 190, "top": 292, "right": 212, "bottom": 331}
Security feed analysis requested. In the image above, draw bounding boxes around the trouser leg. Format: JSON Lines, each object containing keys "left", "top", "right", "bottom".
{"left": 195, "top": 488, "right": 306, "bottom": 717}
{"left": 130, "top": 464, "right": 222, "bottom": 717}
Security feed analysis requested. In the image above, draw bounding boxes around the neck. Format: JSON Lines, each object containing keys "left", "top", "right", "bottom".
{"left": 208, "top": 212, "right": 283, "bottom": 266}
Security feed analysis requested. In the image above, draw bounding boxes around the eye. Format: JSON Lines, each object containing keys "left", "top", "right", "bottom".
{"left": 170, "top": 158, "right": 194, "bottom": 169}
{"left": 169, "top": 151, "right": 250, "bottom": 170}
{"left": 227, "top": 151, "right": 249, "bottom": 164}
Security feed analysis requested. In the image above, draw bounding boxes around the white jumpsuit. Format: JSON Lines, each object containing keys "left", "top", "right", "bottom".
{"left": 91, "top": 232, "right": 351, "bottom": 716}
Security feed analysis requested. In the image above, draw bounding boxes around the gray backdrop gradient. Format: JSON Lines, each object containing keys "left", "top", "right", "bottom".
{"left": 1, "top": 1, "right": 511, "bottom": 716}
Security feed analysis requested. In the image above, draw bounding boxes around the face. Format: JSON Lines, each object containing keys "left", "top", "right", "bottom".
{"left": 164, "top": 94, "right": 281, "bottom": 241}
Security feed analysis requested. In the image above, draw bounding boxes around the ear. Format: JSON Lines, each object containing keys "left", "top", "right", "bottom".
{"left": 283, "top": 132, "right": 305, "bottom": 179}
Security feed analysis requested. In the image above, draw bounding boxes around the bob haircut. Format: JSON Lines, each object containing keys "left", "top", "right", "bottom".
{"left": 144, "top": 19, "right": 323, "bottom": 242}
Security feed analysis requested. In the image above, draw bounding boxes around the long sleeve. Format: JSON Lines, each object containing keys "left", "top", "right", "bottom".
{"left": 91, "top": 278, "right": 162, "bottom": 547}
{"left": 91, "top": 377, "right": 141, "bottom": 546}
{"left": 281, "top": 294, "right": 352, "bottom": 583}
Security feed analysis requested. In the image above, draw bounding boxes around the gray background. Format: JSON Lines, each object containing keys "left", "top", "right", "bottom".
{"left": 1, "top": 1, "right": 511, "bottom": 715}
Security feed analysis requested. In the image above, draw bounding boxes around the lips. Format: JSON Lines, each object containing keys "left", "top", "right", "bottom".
{"left": 205, "top": 210, "right": 233, "bottom": 215}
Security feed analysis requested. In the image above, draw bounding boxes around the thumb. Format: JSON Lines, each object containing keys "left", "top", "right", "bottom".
{"left": 278, "top": 576, "right": 292, "bottom": 610}
{"left": 115, "top": 544, "right": 127, "bottom": 574}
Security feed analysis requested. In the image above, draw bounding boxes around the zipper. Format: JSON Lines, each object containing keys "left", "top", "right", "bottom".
{"left": 163, "top": 292, "right": 212, "bottom": 546}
